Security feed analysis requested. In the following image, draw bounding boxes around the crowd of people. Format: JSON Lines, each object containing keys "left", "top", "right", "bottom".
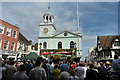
{"left": 0, "top": 54, "right": 120, "bottom": 80}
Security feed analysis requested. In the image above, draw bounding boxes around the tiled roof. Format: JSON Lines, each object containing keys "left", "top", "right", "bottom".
{"left": 18, "top": 32, "right": 31, "bottom": 45}
{"left": 98, "top": 35, "right": 120, "bottom": 47}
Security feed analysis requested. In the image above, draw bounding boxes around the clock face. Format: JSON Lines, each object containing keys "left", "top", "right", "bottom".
{"left": 43, "top": 28, "right": 49, "bottom": 33}
{"left": 64, "top": 32, "right": 68, "bottom": 36}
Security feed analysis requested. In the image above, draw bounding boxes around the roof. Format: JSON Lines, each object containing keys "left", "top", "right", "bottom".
{"left": 98, "top": 35, "right": 120, "bottom": 47}
{"left": 18, "top": 32, "right": 31, "bottom": 45}
{"left": 22, "top": 52, "right": 38, "bottom": 60}
{"left": 0, "top": 19, "right": 19, "bottom": 29}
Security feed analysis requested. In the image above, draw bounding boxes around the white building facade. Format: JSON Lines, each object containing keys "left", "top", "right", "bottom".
{"left": 38, "top": 10, "right": 82, "bottom": 58}
{"left": 96, "top": 35, "right": 120, "bottom": 61}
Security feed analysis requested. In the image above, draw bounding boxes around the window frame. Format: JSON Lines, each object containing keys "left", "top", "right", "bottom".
{"left": 0, "top": 24, "right": 5, "bottom": 34}
{"left": 0, "top": 38, "right": 2, "bottom": 48}
{"left": 13, "top": 30, "right": 17, "bottom": 38}
{"left": 3, "top": 40, "right": 9, "bottom": 50}
{"left": 58, "top": 41, "right": 62, "bottom": 49}
{"left": 43, "top": 42, "right": 47, "bottom": 49}
{"left": 10, "top": 42, "right": 16, "bottom": 51}
{"left": 6, "top": 27, "right": 11, "bottom": 36}
{"left": 70, "top": 41, "right": 75, "bottom": 49}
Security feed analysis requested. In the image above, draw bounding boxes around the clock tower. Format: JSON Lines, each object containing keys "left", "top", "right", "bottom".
{"left": 39, "top": 8, "right": 56, "bottom": 37}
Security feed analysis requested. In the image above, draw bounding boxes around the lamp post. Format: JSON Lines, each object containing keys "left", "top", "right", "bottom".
{"left": 74, "top": 42, "right": 77, "bottom": 56}
{"left": 39, "top": 43, "right": 42, "bottom": 56}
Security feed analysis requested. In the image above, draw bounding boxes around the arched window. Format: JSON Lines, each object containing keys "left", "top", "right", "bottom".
{"left": 46, "top": 16, "right": 48, "bottom": 21}
{"left": 43, "top": 42, "right": 47, "bottom": 49}
{"left": 70, "top": 41, "right": 75, "bottom": 49}
{"left": 58, "top": 42, "right": 62, "bottom": 49}
{"left": 50, "top": 16, "right": 52, "bottom": 22}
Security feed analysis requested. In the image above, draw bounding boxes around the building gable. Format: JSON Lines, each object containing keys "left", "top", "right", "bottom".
{"left": 98, "top": 35, "right": 120, "bottom": 48}
{"left": 54, "top": 31, "right": 81, "bottom": 38}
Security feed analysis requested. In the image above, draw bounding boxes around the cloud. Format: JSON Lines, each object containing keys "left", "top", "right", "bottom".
{"left": 1, "top": 0, "right": 120, "bottom": 2}
{"left": 1, "top": 2, "right": 118, "bottom": 60}
{"left": 64, "top": 10, "right": 73, "bottom": 18}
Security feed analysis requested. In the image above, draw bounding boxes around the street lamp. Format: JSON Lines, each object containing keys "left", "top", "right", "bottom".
{"left": 39, "top": 43, "right": 42, "bottom": 56}
{"left": 74, "top": 42, "right": 77, "bottom": 56}
{"left": 74, "top": 42, "right": 76, "bottom": 48}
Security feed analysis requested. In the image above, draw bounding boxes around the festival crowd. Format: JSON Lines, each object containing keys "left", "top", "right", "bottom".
{"left": 0, "top": 54, "right": 120, "bottom": 80}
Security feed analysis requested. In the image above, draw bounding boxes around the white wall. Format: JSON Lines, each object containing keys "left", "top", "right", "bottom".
{"left": 38, "top": 37, "right": 82, "bottom": 56}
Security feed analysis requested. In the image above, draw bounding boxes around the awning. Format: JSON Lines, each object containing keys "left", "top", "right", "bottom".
{"left": 0, "top": 50, "right": 17, "bottom": 56}
{"left": 22, "top": 52, "right": 38, "bottom": 60}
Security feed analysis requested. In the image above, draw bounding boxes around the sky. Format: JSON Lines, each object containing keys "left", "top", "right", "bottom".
{"left": 1, "top": 1, "right": 119, "bottom": 60}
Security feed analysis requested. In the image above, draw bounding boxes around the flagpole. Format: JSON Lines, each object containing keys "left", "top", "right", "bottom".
{"left": 77, "top": 2, "right": 80, "bottom": 33}
{"left": 77, "top": 2, "right": 80, "bottom": 57}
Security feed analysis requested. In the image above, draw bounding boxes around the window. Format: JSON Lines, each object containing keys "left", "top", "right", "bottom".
{"left": 13, "top": 30, "right": 17, "bottom": 38}
{"left": 50, "top": 16, "right": 52, "bottom": 22}
{"left": 46, "top": 16, "right": 48, "bottom": 21}
{"left": 99, "top": 44, "right": 102, "bottom": 48}
{"left": 0, "top": 39, "right": 2, "bottom": 48}
{"left": 0, "top": 24, "right": 4, "bottom": 34}
{"left": 115, "top": 50, "right": 120, "bottom": 56}
{"left": 18, "top": 43, "right": 22, "bottom": 50}
{"left": 70, "top": 41, "right": 75, "bottom": 49}
{"left": 4, "top": 40, "right": 9, "bottom": 50}
{"left": 11, "top": 42, "right": 15, "bottom": 51}
{"left": 43, "top": 42, "right": 47, "bottom": 49}
{"left": 6, "top": 27, "right": 11, "bottom": 36}
{"left": 58, "top": 42, "right": 62, "bottom": 49}
{"left": 114, "top": 41, "right": 120, "bottom": 46}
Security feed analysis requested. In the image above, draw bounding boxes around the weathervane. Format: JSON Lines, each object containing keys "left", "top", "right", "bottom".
{"left": 48, "top": 3, "right": 50, "bottom": 11}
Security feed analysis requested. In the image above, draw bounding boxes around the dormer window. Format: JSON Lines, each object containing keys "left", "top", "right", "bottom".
{"left": 114, "top": 41, "right": 120, "bottom": 46}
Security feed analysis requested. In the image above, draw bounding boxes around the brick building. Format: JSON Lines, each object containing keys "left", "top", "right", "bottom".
{"left": 0, "top": 19, "right": 20, "bottom": 59}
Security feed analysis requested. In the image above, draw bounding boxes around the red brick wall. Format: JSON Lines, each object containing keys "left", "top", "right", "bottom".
{"left": 0, "top": 19, "right": 20, "bottom": 52}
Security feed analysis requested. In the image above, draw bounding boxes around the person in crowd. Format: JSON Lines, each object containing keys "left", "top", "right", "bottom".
{"left": 14, "top": 64, "right": 28, "bottom": 80}
{"left": 112, "top": 54, "right": 120, "bottom": 72}
{"left": 71, "top": 62, "right": 77, "bottom": 69}
{"left": 60, "top": 60, "right": 69, "bottom": 72}
{"left": 52, "top": 65, "right": 61, "bottom": 80}
{"left": 75, "top": 63, "right": 85, "bottom": 80}
{"left": 29, "top": 59, "right": 47, "bottom": 80}
{"left": 85, "top": 63, "right": 98, "bottom": 80}
{"left": 42, "top": 60, "right": 50, "bottom": 80}
{"left": 24, "top": 60, "right": 32, "bottom": 76}
{"left": 60, "top": 70, "right": 70, "bottom": 80}
{"left": 69, "top": 67, "right": 79, "bottom": 80}
{"left": 49, "top": 62, "right": 54, "bottom": 80}
{"left": 111, "top": 54, "right": 120, "bottom": 80}
{"left": 5, "top": 60, "right": 17, "bottom": 80}
{"left": 97, "top": 64, "right": 107, "bottom": 80}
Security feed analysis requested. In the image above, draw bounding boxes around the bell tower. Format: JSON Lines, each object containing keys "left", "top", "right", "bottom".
{"left": 39, "top": 4, "right": 56, "bottom": 37}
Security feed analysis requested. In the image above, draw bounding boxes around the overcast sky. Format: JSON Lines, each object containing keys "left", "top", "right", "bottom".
{"left": 1, "top": 1, "right": 118, "bottom": 60}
